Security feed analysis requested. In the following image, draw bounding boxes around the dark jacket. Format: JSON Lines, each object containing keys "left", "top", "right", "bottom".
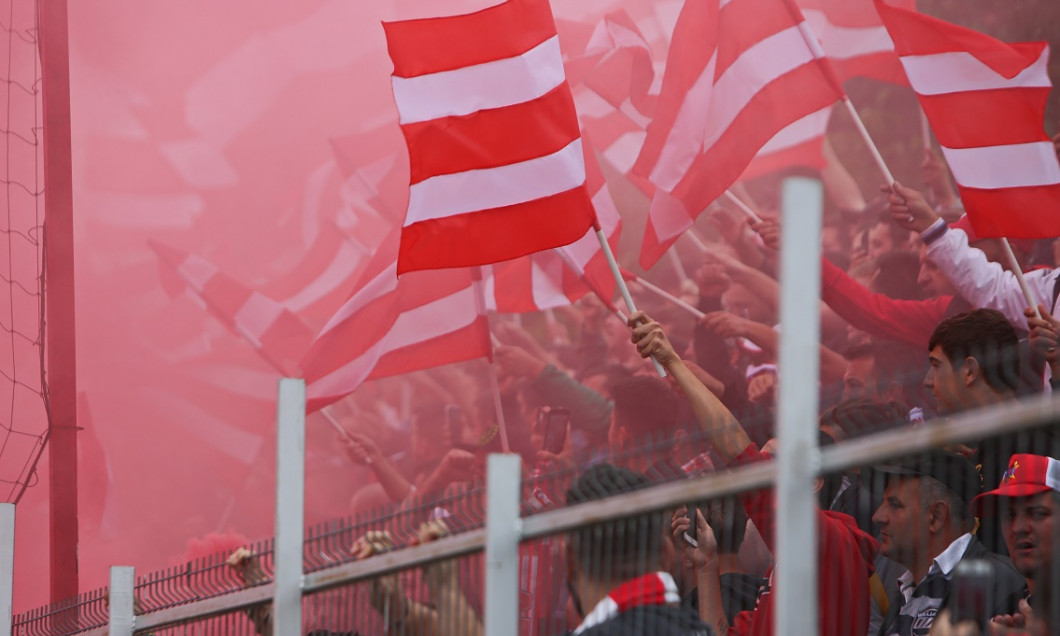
{"left": 878, "top": 535, "right": 1027, "bottom": 636}
{"left": 567, "top": 604, "right": 715, "bottom": 636}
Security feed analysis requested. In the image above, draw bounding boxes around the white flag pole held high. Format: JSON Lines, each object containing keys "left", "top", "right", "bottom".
{"left": 593, "top": 220, "right": 668, "bottom": 377}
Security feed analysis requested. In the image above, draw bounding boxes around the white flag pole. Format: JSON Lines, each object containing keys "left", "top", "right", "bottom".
{"left": 475, "top": 268, "right": 512, "bottom": 452}
{"left": 789, "top": 18, "right": 896, "bottom": 185}
{"left": 1000, "top": 238, "right": 1042, "bottom": 318}
{"left": 723, "top": 190, "right": 764, "bottom": 224}
{"left": 685, "top": 229, "right": 710, "bottom": 254}
{"left": 919, "top": 108, "right": 933, "bottom": 150}
{"left": 593, "top": 222, "right": 667, "bottom": 377}
{"left": 634, "top": 275, "right": 706, "bottom": 320}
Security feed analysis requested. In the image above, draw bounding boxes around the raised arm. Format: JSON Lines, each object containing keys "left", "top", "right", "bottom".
{"left": 629, "top": 311, "right": 751, "bottom": 464}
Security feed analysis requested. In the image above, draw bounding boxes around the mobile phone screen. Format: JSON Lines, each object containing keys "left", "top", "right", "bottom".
{"left": 542, "top": 407, "right": 570, "bottom": 454}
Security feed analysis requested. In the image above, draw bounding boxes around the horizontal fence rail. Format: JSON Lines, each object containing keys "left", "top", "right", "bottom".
{"left": 12, "top": 392, "right": 1060, "bottom": 635}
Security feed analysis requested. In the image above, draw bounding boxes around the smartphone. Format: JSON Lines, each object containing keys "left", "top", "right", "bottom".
{"left": 542, "top": 407, "right": 570, "bottom": 455}
{"left": 683, "top": 505, "right": 701, "bottom": 548}
{"left": 950, "top": 559, "right": 994, "bottom": 631}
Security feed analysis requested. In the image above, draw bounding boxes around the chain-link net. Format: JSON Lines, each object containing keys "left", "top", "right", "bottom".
{"left": 0, "top": 0, "right": 47, "bottom": 504}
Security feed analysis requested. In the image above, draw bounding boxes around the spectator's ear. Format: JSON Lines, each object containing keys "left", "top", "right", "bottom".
{"left": 928, "top": 500, "right": 949, "bottom": 534}
{"left": 961, "top": 356, "right": 981, "bottom": 386}
{"left": 812, "top": 476, "right": 824, "bottom": 494}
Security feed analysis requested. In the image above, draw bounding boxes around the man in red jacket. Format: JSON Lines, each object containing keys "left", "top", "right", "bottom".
{"left": 630, "top": 311, "right": 880, "bottom": 636}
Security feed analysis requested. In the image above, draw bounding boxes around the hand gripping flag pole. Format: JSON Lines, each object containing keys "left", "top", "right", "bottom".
{"left": 592, "top": 218, "right": 667, "bottom": 377}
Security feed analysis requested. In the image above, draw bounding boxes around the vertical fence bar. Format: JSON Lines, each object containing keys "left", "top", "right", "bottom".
{"left": 484, "top": 454, "right": 521, "bottom": 636}
{"left": 108, "top": 566, "right": 135, "bottom": 635}
{"left": 274, "top": 378, "right": 306, "bottom": 634}
{"left": 1, "top": 504, "right": 13, "bottom": 636}
{"left": 775, "top": 177, "right": 823, "bottom": 636}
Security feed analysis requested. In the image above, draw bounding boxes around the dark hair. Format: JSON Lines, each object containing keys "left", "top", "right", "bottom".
{"left": 817, "top": 430, "right": 845, "bottom": 509}
{"left": 701, "top": 497, "right": 748, "bottom": 555}
{"left": 565, "top": 464, "right": 665, "bottom": 582}
{"left": 928, "top": 309, "right": 1020, "bottom": 393}
{"left": 872, "top": 250, "right": 923, "bottom": 300}
{"left": 608, "top": 375, "right": 679, "bottom": 444}
{"left": 819, "top": 398, "right": 906, "bottom": 439}
{"left": 874, "top": 210, "right": 911, "bottom": 251}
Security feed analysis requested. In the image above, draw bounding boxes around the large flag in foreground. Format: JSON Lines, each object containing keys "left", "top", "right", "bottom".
{"left": 299, "top": 230, "right": 491, "bottom": 413}
{"left": 877, "top": 2, "right": 1060, "bottom": 238}
{"left": 486, "top": 138, "right": 623, "bottom": 312}
{"left": 383, "top": 0, "right": 596, "bottom": 274}
{"left": 632, "top": 0, "right": 845, "bottom": 268}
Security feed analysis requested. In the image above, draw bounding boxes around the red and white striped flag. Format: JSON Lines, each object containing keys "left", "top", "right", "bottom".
{"left": 580, "top": 10, "right": 658, "bottom": 120}
{"left": 877, "top": 2, "right": 1060, "bottom": 238}
{"left": 149, "top": 241, "right": 315, "bottom": 376}
{"left": 632, "top": 0, "right": 845, "bottom": 268}
{"left": 798, "top": 0, "right": 914, "bottom": 85}
{"left": 740, "top": 106, "right": 832, "bottom": 180}
{"left": 383, "top": 0, "right": 596, "bottom": 274}
{"left": 299, "top": 231, "right": 491, "bottom": 413}
{"left": 485, "top": 138, "right": 622, "bottom": 312}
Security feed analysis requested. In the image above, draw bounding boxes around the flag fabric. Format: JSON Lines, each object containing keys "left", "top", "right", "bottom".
{"left": 150, "top": 241, "right": 315, "bottom": 376}
{"left": 632, "top": 0, "right": 845, "bottom": 268}
{"left": 877, "top": 2, "right": 1060, "bottom": 238}
{"left": 580, "top": 10, "right": 657, "bottom": 119}
{"left": 299, "top": 230, "right": 491, "bottom": 413}
{"left": 797, "top": 0, "right": 915, "bottom": 85}
{"left": 383, "top": 0, "right": 596, "bottom": 274}
{"left": 740, "top": 105, "right": 832, "bottom": 180}
{"left": 485, "top": 139, "right": 622, "bottom": 312}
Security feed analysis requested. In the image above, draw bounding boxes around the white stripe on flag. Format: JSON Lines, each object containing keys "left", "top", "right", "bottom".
{"left": 603, "top": 130, "right": 648, "bottom": 174}
{"left": 900, "top": 47, "right": 1051, "bottom": 96}
{"left": 482, "top": 268, "right": 498, "bottom": 312}
{"left": 530, "top": 258, "right": 568, "bottom": 309}
{"left": 704, "top": 25, "right": 817, "bottom": 152}
{"left": 802, "top": 10, "right": 896, "bottom": 61}
{"left": 757, "top": 106, "right": 832, "bottom": 155}
{"left": 649, "top": 190, "right": 693, "bottom": 242}
{"left": 391, "top": 35, "right": 566, "bottom": 125}
{"left": 941, "top": 142, "right": 1060, "bottom": 190}
{"left": 650, "top": 53, "right": 718, "bottom": 190}
{"left": 307, "top": 286, "right": 479, "bottom": 400}
{"left": 235, "top": 292, "right": 284, "bottom": 340}
{"left": 405, "top": 139, "right": 586, "bottom": 224}
{"left": 282, "top": 241, "right": 364, "bottom": 313}
{"left": 318, "top": 266, "right": 399, "bottom": 336}
{"left": 177, "top": 254, "right": 218, "bottom": 293}
{"left": 385, "top": 285, "right": 480, "bottom": 351}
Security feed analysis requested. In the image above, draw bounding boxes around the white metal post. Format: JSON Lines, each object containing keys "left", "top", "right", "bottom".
{"left": 775, "top": 177, "right": 823, "bottom": 636}
{"left": 0, "top": 504, "right": 13, "bottom": 636}
{"left": 484, "top": 453, "right": 522, "bottom": 636}
{"left": 274, "top": 378, "right": 306, "bottom": 634}
{"left": 108, "top": 566, "right": 135, "bottom": 636}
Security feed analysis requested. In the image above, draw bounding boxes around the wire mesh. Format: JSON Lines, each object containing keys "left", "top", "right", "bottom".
{"left": 0, "top": 0, "right": 48, "bottom": 504}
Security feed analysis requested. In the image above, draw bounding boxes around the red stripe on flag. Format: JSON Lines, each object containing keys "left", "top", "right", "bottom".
{"left": 370, "top": 317, "right": 491, "bottom": 379}
{"left": 919, "top": 87, "right": 1053, "bottom": 149}
{"left": 492, "top": 259, "right": 539, "bottom": 314}
{"left": 672, "top": 61, "right": 840, "bottom": 210}
{"left": 959, "top": 185, "right": 1060, "bottom": 239}
{"left": 742, "top": 136, "right": 827, "bottom": 180}
{"left": 403, "top": 86, "right": 581, "bottom": 184}
{"left": 876, "top": 1, "right": 1042, "bottom": 78}
{"left": 383, "top": 0, "right": 558, "bottom": 78}
{"left": 716, "top": 0, "right": 809, "bottom": 76}
{"left": 398, "top": 186, "right": 595, "bottom": 274}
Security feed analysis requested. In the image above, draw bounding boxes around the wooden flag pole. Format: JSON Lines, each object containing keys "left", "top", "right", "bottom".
{"left": 593, "top": 222, "right": 667, "bottom": 377}
{"left": 1000, "top": 238, "right": 1042, "bottom": 318}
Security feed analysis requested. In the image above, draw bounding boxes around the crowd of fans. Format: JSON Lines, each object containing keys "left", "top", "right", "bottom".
{"left": 220, "top": 137, "right": 1060, "bottom": 635}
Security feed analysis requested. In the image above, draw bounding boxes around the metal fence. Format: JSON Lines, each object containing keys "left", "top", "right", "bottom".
{"left": 6, "top": 383, "right": 1059, "bottom": 635}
